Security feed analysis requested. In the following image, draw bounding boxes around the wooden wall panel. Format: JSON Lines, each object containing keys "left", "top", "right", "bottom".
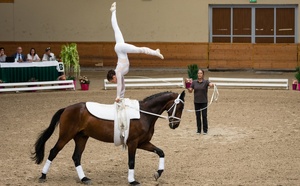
{"left": 252, "top": 44, "right": 297, "bottom": 70}
{"left": 0, "top": 42, "right": 299, "bottom": 70}
{"left": 209, "top": 43, "right": 253, "bottom": 69}
{"left": 0, "top": 0, "right": 14, "bottom": 3}
{"left": 122, "top": 42, "right": 208, "bottom": 68}
{"left": 0, "top": 42, "right": 209, "bottom": 68}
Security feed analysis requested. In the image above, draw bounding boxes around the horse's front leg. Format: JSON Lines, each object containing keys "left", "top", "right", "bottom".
{"left": 127, "top": 143, "right": 140, "bottom": 186}
{"left": 138, "top": 142, "right": 165, "bottom": 181}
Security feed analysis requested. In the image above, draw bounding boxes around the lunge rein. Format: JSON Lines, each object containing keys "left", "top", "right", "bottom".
{"left": 125, "top": 94, "right": 185, "bottom": 125}
{"left": 124, "top": 85, "right": 218, "bottom": 124}
{"left": 185, "top": 85, "right": 219, "bottom": 113}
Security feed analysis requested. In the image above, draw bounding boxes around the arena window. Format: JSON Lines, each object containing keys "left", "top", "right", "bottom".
{"left": 209, "top": 5, "right": 297, "bottom": 43}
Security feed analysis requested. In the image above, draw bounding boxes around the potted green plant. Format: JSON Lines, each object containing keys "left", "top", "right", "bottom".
{"left": 186, "top": 64, "right": 199, "bottom": 88}
{"left": 294, "top": 66, "right": 300, "bottom": 91}
{"left": 66, "top": 76, "right": 75, "bottom": 80}
{"left": 60, "top": 43, "right": 80, "bottom": 80}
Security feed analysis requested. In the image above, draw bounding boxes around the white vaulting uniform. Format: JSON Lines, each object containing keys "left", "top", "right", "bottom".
{"left": 110, "top": 3, "right": 163, "bottom": 99}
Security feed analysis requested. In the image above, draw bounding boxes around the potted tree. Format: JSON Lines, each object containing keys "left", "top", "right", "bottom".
{"left": 186, "top": 64, "right": 199, "bottom": 88}
{"left": 294, "top": 66, "right": 300, "bottom": 91}
{"left": 60, "top": 43, "right": 80, "bottom": 88}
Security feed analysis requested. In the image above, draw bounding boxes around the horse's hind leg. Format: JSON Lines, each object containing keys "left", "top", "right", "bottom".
{"left": 39, "top": 138, "right": 72, "bottom": 182}
{"left": 72, "top": 133, "right": 91, "bottom": 184}
{"left": 138, "top": 142, "right": 165, "bottom": 181}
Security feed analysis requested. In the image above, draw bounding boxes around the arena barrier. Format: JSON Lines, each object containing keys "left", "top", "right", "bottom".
{"left": 0, "top": 80, "right": 75, "bottom": 92}
{"left": 208, "top": 77, "right": 289, "bottom": 89}
{"left": 104, "top": 77, "right": 185, "bottom": 89}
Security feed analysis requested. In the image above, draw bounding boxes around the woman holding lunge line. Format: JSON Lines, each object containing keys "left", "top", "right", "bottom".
{"left": 107, "top": 2, "right": 164, "bottom": 102}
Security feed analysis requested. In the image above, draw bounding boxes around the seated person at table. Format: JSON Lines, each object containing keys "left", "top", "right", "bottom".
{"left": 27, "top": 48, "right": 41, "bottom": 62}
{"left": 42, "top": 47, "right": 56, "bottom": 61}
{"left": 0, "top": 47, "right": 7, "bottom": 62}
{"left": 12, "top": 46, "right": 26, "bottom": 62}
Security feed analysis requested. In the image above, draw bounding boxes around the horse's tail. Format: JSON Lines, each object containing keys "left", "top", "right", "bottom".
{"left": 31, "top": 108, "right": 65, "bottom": 164}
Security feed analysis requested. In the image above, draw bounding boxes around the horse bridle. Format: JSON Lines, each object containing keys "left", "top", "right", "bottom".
{"left": 127, "top": 93, "right": 184, "bottom": 126}
{"left": 167, "top": 94, "right": 184, "bottom": 126}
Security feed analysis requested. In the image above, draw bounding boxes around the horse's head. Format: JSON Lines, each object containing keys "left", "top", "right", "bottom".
{"left": 166, "top": 90, "right": 185, "bottom": 129}
{"left": 141, "top": 91, "right": 185, "bottom": 129}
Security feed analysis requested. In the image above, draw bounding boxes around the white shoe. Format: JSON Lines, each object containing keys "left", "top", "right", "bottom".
{"left": 156, "top": 49, "right": 164, "bottom": 59}
{"left": 110, "top": 2, "right": 116, "bottom": 12}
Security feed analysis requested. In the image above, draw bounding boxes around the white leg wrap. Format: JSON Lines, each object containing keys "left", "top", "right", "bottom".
{"left": 42, "top": 159, "right": 52, "bottom": 174}
{"left": 76, "top": 165, "right": 86, "bottom": 180}
{"left": 128, "top": 169, "right": 135, "bottom": 183}
{"left": 159, "top": 158, "right": 164, "bottom": 170}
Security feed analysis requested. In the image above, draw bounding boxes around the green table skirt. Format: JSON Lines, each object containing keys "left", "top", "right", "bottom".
{"left": 0, "top": 66, "right": 58, "bottom": 83}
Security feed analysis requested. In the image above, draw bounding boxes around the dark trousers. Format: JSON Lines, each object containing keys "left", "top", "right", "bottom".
{"left": 194, "top": 102, "right": 208, "bottom": 133}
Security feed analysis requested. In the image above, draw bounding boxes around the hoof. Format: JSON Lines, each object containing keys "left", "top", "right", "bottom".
{"left": 154, "top": 172, "right": 159, "bottom": 180}
{"left": 38, "top": 178, "right": 46, "bottom": 183}
{"left": 154, "top": 170, "right": 164, "bottom": 181}
{"left": 81, "top": 177, "right": 92, "bottom": 185}
{"left": 129, "top": 181, "right": 140, "bottom": 186}
{"left": 38, "top": 173, "right": 46, "bottom": 183}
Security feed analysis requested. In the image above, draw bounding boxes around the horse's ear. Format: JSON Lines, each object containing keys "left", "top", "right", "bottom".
{"left": 179, "top": 90, "right": 185, "bottom": 101}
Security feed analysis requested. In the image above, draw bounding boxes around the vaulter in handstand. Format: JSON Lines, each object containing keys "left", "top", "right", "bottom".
{"left": 106, "top": 2, "right": 164, "bottom": 102}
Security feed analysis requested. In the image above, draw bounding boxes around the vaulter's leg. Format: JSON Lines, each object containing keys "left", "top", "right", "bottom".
{"left": 111, "top": 2, "right": 125, "bottom": 44}
{"left": 138, "top": 142, "right": 165, "bottom": 181}
{"left": 39, "top": 138, "right": 72, "bottom": 182}
{"left": 72, "top": 134, "right": 90, "bottom": 184}
{"left": 117, "top": 43, "right": 164, "bottom": 59}
{"left": 111, "top": 2, "right": 164, "bottom": 59}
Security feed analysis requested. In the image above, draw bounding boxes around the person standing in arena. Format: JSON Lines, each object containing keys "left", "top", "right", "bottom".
{"left": 188, "top": 69, "right": 214, "bottom": 135}
{"left": 106, "top": 2, "right": 164, "bottom": 102}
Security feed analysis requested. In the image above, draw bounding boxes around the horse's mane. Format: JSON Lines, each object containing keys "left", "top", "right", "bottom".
{"left": 141, "top": 91, "right": 173, "bottom": 103}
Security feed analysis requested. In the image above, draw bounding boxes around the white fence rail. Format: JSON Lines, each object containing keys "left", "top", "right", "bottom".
{"left": 208, "top": 77, "right": 289, "bottom": 89}
{"left": 104, "top": 77, "right": 184, "bottom": 89}
{"left": 0, "top": 80, "right": 75, "bottom": 92}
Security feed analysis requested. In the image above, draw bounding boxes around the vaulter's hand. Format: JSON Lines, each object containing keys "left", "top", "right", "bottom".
{"left": 115, "top": 97, "right": 120, "bottom": 103}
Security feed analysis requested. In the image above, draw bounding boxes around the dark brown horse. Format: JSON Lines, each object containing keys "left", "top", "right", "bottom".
{"left": 31, "top": 91, "right": 185, "bottom": 185}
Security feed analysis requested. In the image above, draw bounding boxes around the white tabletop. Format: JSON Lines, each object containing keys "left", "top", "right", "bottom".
{"left": 0, "top": 61, "right": 59, "bottom": 68}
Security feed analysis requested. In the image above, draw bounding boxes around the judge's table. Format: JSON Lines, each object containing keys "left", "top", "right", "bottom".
{"left": 0, "top": 61, "right": 63, "bottom": 83}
